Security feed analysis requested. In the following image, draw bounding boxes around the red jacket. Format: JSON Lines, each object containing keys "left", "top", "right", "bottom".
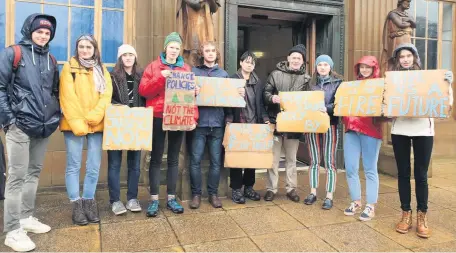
{"left": 139, "top": 56, "right": 198, "bottom": 121}
{"left": 343, "top": 56, "right": 383, "bottom": 139}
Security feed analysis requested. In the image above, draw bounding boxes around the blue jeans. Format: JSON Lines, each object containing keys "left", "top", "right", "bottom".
{"left": 64, "top": 132, "right": 103, "bottom": 201}
{"left": 107, "top": 150, "right": 141, "bottom": 204}
{"left": 189, "top": 127, "right": 224, "bottom": 196}
{"left": 344, "top": 131, "right": 381, "bottom": 204}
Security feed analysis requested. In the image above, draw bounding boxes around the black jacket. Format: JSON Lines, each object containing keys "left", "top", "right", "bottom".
{"left": 0, "top": 13, "right": 60, "bottom": 138}
{"left": 309, "top": 74, "right": 343, "bottom": 125}
{"left": 263, "top": 61, "right": 310, "bottom": 139}
{"left": 110, "top": 69, "right": 145, "bottom": 107}
{"left": 225, "top": 71, "right": 269, "bottom": 124}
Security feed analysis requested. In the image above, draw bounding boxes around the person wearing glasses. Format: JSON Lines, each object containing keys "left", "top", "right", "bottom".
{"left": 59, "top": 34, "right": 113, "bottom": 226}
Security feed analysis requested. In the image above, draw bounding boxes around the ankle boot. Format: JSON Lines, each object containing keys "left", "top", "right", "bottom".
{"left": 72, "top": 199, "right": 88, "bottom": 226}
{"left": 416, "top": 211, "right": 431, "bottom": 238}
{"left": 83, "top": 199, "right": 100, "bottom": 223}
{"left": 396, "top": 210, "right": 413, "bottom": 234}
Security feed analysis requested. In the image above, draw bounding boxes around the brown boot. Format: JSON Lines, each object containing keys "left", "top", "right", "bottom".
{"left": 396, "top": 210, "right": 412, "bottom": 234}
{"left": 189, "top": 195, "right": 201, "bottom": 209}
{"left": 416, "top": 211, "right": 431, "bottom": 238}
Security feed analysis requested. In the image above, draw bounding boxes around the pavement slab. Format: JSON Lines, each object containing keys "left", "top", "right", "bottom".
{"left": 183, "top": 237, "right": 259, "bottom": 252}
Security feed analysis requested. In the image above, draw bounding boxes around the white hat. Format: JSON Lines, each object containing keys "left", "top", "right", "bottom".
{"left": 117, "top": 44, "right": 138, "bottom": 59}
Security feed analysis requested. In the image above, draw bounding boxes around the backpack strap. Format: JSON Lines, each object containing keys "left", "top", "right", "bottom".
{"left": 12, "top": 45, "right": 21, "bottom": 72}
{"left": 49, "top": 54, "right": 57, "bottom": 67}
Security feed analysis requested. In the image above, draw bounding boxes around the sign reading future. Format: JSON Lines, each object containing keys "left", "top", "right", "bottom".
{"left": 334, "top": 70, "right": 451, "bottom": 118}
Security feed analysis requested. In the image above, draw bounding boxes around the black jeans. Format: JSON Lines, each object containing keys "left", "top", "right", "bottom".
{"left": 149, "top": 117, "right": 184, "bottom": 196}
{"left": 230, "top": 169, "right": 256, "bottom": 190}
{"left": 107, "top": 150, "right": 141, "bottom": 204}
{"left": 392, "top": 134, "right": 433, "bottom": 212}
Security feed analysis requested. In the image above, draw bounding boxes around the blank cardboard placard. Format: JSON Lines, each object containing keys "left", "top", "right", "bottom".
{"left": 223, "top": 123, "right": 274, "bottom": 169}
{"left": 334, "top": 78, "right": 385, "bottom": 116}
{"left": 195, "top": 76, "right": 246, "bottom": 107}
{"left": 103, "top": 105, "right": 153, "bottom": 151}
{"left": 163, "top": 71, "right": 197, "bottom": 131}
{"left": 384, "top": 70, "right": 451, "bottom": 118}
{"left": 276, "top": 91, "right": 330, "bottom": 133}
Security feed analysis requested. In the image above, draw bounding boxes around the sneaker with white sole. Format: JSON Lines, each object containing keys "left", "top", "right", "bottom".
{"left": 126, "top": 199, "right": 142, "bottom": 212}
{"left": 4, "top": 228, "right": 36, "bottom": 252}
{"left": 111, "top": 201, "right": 127, "bottom": 215}
{"left": 20, "top": 216, "right": 51, "bottom": 234}
{"left": 344, "top": 202, "right": 361, "bottom": 216}
{"left": 359, "top": 205, "right": 375, "bottom": 221}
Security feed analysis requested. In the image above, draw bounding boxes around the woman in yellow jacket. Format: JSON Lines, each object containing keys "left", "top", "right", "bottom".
{"left": 59, "top": 35, "right": 112, "bottom": 226}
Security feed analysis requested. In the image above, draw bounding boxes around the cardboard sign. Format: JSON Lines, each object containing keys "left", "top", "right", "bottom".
{"left": 276, "top": 91, "right": 330, "bottom": 133}
{"left": 384, "top": 70, "right": 450, "bottom": 118}
{"left": 223, "top": 123, "right": 274, "bottom": 169}
{"left": 334, "top": 78, "right": 385, "bottom": 116}
{"left": 195, "top": 76, "right": 246, "bottom": 107}
{"left": 103, "top": 105, "right": 153, "bottom": 151}
{"left": 163, "top": 71, "right": 197, "bottom": 131}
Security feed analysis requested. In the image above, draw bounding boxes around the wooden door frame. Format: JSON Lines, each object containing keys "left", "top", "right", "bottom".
{"left": 224, "top": 0, "right": 345, "bottom": 75}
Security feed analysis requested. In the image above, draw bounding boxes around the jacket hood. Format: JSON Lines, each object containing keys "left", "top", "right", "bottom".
{"left": 20, "top": 13, "right": 57, "bottom": 43}
{"left": 354, "top": 56, "right": 380, "bottom": 80}
{"left": 276, "top": 61, "right": 306, "bottom": 75}
{"left": 392, "top": 43, "right": 421, "bottom": 68}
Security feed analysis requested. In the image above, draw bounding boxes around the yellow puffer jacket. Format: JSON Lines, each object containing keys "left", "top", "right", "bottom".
{"left": 59, "top": 57, "right": 113, "bottom": 136}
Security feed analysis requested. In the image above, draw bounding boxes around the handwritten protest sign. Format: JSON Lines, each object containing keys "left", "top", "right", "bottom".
{"left": 334, "top": 78, "right": 385, "bottom": 116}
{"left": 276, "top": 91, "right": 330, "bottom": 133}
{"left": 223, "top": 123, "right": 274, "bottom": 169}
{"left": 384, "top": 70, "right": 450, "bottom": 118}
{"left": 195, "top": 76, "right": 246, "bottom": 107}
{"left": 103, "top": 105, "right": 153, "bottom": 151}
{"left": 163, "top": 71, "right": 197, "bottom": 131}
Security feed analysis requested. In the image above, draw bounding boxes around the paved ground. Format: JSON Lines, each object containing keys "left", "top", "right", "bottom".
{"left": 0, "top": 160, "right": 456, "bottom": 252}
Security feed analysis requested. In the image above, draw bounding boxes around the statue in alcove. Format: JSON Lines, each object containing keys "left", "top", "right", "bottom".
{"left": 381, "top": 0, "right": 416, "bottom": 73}
{"left": 177, "top": 0, "right": 221, "bottom": 66}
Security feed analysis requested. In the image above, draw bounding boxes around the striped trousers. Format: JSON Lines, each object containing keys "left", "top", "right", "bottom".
{"left": 305, "top": 125, "right": 339, "bottom": 193}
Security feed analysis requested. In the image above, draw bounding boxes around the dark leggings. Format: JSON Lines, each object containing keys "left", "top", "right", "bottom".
{"left": 149, "top": 117, "right": 184, "bottom": 195}
{"left": 392, "top": 134, "right": 433, "bottom": 212}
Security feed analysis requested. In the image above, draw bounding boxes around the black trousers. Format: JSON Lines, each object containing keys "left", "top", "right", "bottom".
{"left": 392, "top": 134, "right": 433, "bottom": 212}
{"left": 230, "top": 169, "right": 256, "bottom": 190}
{"left": 0, "top": 137, "right": 5, "bottom": 200}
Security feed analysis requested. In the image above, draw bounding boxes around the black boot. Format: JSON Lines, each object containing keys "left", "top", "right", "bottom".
{"left": 83, "top": 199, "right": 100, "bottom": 223}
{"left": 72, "top": 199, "right": 88, "bottom": 226}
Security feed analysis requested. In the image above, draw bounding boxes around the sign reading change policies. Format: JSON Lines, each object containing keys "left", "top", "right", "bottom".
{"left": 276, "top": 91, "right": 330, "bottom": 133}
{"left": 384, "top": 70, "right": 451, "bottom": 118}
{"left": 334, "top": 78, "right": 385, "bottom": 117}
{"left": 103, "top": 105, "right": 153, "bottom": 151}
{"left": 163, "top": 71, "right": 197, "bottom": 131}
{"left": 223, "top": 123, "right": 274, "bottom": 169}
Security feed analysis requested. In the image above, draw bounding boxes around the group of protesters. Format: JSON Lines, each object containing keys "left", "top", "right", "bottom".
{"left": 0, "top": 13, "right": 453, "bottom": 252}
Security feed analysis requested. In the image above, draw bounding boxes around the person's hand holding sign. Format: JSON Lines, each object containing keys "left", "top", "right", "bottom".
{"left": 161, "top": 70, "right": 171, "bottom": 78}
{"left": 319, "top": 106, "right": 327, "bottom": 113}
{"left": 272, "top": 95, "right": 280, "bottom": 104}
{"left": 445, "top": 71, "right": 454, "bottom": 112}
{"left": 237, "top": 87, "right": 246, "bottom": 97}
{"left": 195, "top": 85, "right": 201, "bottom": 96}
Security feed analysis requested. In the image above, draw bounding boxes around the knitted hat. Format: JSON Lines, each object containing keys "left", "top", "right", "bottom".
{"left": 288, "top": 44, "right": 306, "bottom": 60}
{"left": 315, "top": 55, "right": 334, "bottom": 69}
{"left": 30, "top": 17, "right": 55, "bottom": 37}
{"left": 117, "top": 44, "right": 137, "bottom": 59}
{"left": 164, "top": 32, "right": 182, "bottom": 50}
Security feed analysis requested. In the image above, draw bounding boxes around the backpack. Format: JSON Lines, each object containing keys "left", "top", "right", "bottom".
{"left": 9, "top": 45, "right": 57, "bottom": 103}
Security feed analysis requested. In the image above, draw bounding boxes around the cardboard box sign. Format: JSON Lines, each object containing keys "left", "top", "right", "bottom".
{"left": 384, "top": 70, "right": 451, "bottom": 118}
{"left": 334, "top": 78, "right": 385, "bottom": 117}
{"left": 163, "top": 71, "right": 197, "bottom": 131}
{"left": 103, "top": 105, "right": 153, "bottom": 151}
{"left": 223, "top": 123, "right": 274, "bottom": 169}
{"left": 195, "top": 76, "right": 246, "bottom": 107}
{"left": 276, "top": 91, "right": 330, "bottom": 133}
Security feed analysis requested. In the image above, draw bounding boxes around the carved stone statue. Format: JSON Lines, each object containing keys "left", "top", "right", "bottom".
{"left": 176, "top": 0, "right": 220, "bottom": 66}
{"left": 380, "top": 0, "right": 416, "bottom": 73}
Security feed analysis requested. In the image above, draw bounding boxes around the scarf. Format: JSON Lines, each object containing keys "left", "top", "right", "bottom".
{"left": 79, "top": 58, "right": 106, "bottom": 94}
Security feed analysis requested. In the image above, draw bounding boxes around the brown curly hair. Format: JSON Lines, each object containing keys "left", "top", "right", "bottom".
{"left": 196, "top": 41, "right": 221, "bottom": 66}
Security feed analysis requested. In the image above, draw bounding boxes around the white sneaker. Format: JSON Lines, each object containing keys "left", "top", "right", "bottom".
{"left": 126, "top": 199, "right": 142, "bottom": 212}
{"left": 20, "top": 216, "right": 51, "bottom": 234}
{"left": 4, "top": 228, "right": 36, "bottom": 252}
